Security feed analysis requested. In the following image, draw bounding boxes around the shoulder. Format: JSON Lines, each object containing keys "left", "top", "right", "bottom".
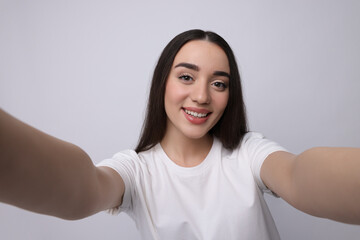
{"left": 241, "top": 131, "right": 271, "bottom": 146}
{"left": 97, "top": 149, "right": 141, "bottom": 175}
{"left": 112, "top": 149, "right": 139, "bottom": 161}
{"left": 107, "top": 145, "right": 159, "bottom": 163}
{"left": 216, "top": 132, "right": 265, "bottom": 157}
{"left": 239, "top": 132, "right": 287, "bottom": 155}
{"left": 216, "top": 132, "right": 279, "bottom": 167}
{"left": 99, "top": 145, "right": 161, "bottom": 171}
{"left": 225, "top": 131, "right": 287, "bottom": 176}
{"left": 221, "top": 132, "right": 280, "bottom": 156}
{"left": 237, "top": 132, "right": 288, "bottom": 195}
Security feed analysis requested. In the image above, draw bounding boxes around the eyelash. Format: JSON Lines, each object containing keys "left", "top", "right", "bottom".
{"left": 179, "top": 74, "right": 193, "bottom": 81}
{"left": 212, "top": 81, "right": 228, "bottom": 90}
{"left": 178, "top": 74, "right": 228, "bottom": 90}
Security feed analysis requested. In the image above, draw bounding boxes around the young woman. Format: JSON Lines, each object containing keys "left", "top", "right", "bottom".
{"left": 0, "top": 30, "right": 359, "bottom": 240}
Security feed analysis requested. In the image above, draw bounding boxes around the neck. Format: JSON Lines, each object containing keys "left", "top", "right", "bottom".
{"left": 160, "top": 128, "right": 213, "bottom": 168}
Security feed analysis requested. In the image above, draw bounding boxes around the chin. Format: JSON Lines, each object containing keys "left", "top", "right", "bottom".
{"left": 182, "top": 129, "right": 211, "bottom": 140}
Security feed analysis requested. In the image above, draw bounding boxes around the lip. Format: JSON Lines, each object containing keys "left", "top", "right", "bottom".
{"left": 182, "top": 107, "right": 212, "bottom": 114}
{"left": 182, "top": 108, "right": 212, "bottom": 125}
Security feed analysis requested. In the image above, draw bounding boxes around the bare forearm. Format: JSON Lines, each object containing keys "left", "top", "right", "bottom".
{"left": 291, "top": 147, "right": 360, "bottom": 224}
{"left": 0, "top": 109, "right": 99, "bottom": 219}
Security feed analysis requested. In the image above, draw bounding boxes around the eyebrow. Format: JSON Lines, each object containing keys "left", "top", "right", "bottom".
{"left": 213, "top": 71, "right": 230, "bottom": 79}
{"left": 175, "top": 62, "right": 199, "bottom": 71}
{"left": 174, "top": 62, "right": 230, "bottom": 78}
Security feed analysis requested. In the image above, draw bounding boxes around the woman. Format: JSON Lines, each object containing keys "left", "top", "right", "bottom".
{"left": 0, "top": 30, "right": 359, "bottom": 240}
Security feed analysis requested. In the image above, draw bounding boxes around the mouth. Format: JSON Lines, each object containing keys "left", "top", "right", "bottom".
{"left": 182, "top": 108, "right": 212, "bottom": 118}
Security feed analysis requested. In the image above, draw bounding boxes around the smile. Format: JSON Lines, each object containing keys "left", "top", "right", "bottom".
{"left": 184, "top": 109, "right": 209, "bottom": 118}
{"left": 182, "top": 108, "right": 212, "bottom": 125}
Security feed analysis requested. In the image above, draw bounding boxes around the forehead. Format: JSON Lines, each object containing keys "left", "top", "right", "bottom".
{"left": 172, "top": 40, "right": 230, "bottom": 72}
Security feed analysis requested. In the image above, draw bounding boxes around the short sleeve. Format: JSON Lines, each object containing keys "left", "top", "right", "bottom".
{"left": 241, "top": 132, "right": 288, "bottom": 196}
{"left": 96, "top": 149, "right": 138, "bottom": 215}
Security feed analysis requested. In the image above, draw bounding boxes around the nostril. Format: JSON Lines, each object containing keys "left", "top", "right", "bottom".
{"left": 191, "top": 92, "right": 210, "bottom": 104}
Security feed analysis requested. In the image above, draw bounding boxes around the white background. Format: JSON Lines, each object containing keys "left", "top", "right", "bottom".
{"left": 1, "top": 0, "right": 360, "bottom": 239}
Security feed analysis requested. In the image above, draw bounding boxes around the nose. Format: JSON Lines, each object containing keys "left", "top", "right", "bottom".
{"left": 190, "top": 81, "right": 211, "bottom": 105}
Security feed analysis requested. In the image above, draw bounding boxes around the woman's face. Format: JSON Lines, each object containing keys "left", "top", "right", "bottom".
{"left": 164, "top": 40, "right": 230, "bottom": 140}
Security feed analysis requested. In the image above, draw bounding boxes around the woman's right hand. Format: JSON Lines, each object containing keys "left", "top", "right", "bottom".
{"left": 0, "top": 109, "right": 125, "bottom": 219}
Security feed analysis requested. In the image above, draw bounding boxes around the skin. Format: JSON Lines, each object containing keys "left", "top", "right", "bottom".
{"left": 263, "top": 149, "right": 360, "bottom": 224}
{"left": 0, "top": 40, "right": 359, "bottom": 224}
{"left": 0, "top": 109, "right": 124, "bottom": 219}
{"left": 161, "top": 40, "right": 230, "bottom": 167}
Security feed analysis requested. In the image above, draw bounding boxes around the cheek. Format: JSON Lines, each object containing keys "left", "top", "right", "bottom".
{"left": 164, "top": 80, "right": 188, "bottom": 106}
{"left": 213, "top": 92, "right": 229, "bottom": 112}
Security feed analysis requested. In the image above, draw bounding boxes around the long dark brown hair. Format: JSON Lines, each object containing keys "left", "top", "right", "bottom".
{"left": 135, "top": 29, "right": 248, "bottom": 153}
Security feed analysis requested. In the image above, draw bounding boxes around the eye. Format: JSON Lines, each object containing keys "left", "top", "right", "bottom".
{"left": 212, "top": 81, "right": 228, "bottom": 90}
{"left": 179, "top": 74, "right": 193, "bottom": 82}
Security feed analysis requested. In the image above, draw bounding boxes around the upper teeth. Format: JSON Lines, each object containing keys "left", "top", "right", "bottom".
{"left": 184, "top": 109, "right": 208, "bottom": 118}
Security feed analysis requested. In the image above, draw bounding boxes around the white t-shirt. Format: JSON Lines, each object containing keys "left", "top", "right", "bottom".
{"left": 97, "top": 132, "right": 287, "bottom": 240}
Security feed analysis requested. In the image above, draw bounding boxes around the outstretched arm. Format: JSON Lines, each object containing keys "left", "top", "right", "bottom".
{"left": 0, "top": 109, "right": 124, "bottom": 220}
{"left": 261, "top": 147, "right": 360, "bottom": 224}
